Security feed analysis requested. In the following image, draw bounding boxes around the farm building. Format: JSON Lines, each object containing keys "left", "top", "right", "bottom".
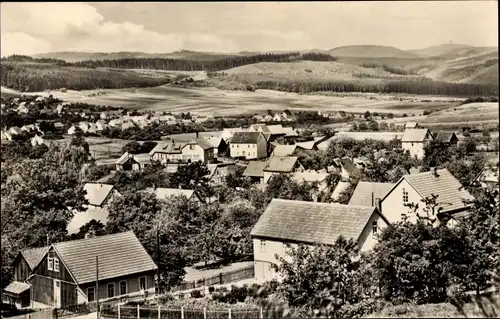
{"left": 202, "top": 136, "right": 228, "bottom": 157}
{"left": 401, "top": 128, "right": 434, "bottom": 159}
{"left": 206, "top": 163, "right": 239, "bottom": 186}
{"left": 379, "top": 168, "right": 474, "bottom": 225}
{"left": 250, "top": 199, "right": 390, "bottom": 281}
{"left": 115, "top": 152, "right": 151, "bottom": 171}
{"left": 262, "top": 156, "right": 304, "bottom": 183}
{"left": 242, "top": 161, "right": 268, "bottom": 184}
{"left": 229, "top": 132, "right": 268, "bottom": 160}
{"left": 434, "top": 132, "right": 459, "bottom": 146}
{"left": 3, "top": 232, "right": 157, "bottom": 309}
{"left": 149, "top": 138, "right": 214, "bottom": 164}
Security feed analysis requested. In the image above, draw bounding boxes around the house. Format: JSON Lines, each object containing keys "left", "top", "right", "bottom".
{"left": 331, "top": 181, "right": 350, "bottom": 202}
{"left": 250, "top": 199, "right": 390, "bottom": 281}
{"left": 148, "top": 187, "right": 202, "bottom": 204}
{"left": 108, "top": 119, "right": 122, "bottom": 128}
{"left": 405, "top": 122, "right": 421, "bottom": 129}
{"left": 206, "top": 163, "right": 239, "bottom": 186}
{"left": 271, "top": 144, "right": 297, "bottom": 157}
{"left": 54, "top": 122, "right": 64, "bottom": 130}
{"left": 95, "top": 120, "right": 108, "bottom": 132}
{"left": 220, "top": 128, "right": 245, "bottom": 143}
{"left": 472, "top": 164, "right": 499, "bottom": 189}
{"left": 100, "top": 112, "right": 108, "bottom": 120}
{"left": 348, "top": 182, "right": 395, "bottom": 207}
{"left": 263, "top": 115, "right": 273, "bottom": 122}
{"left": 273, "top": 113, "right": 284, "bottom": 122}
{"left": 242, "top": 161, "right": 268, "bottom": 184}
{"left": 16, "top": 102, "right": 29, "bottom": 114}
{"left": 202, "top": 136, "right": 228, "bottom": 157}
{"left": 434, "top": 132, "right": 459, "bottom": 146}
{"left": 115, "top": 152, "right": 151, "bottom": 171}
{"left": 1, "top": 130, "right": 13, "bottom": 141}
{"left": 30, "top": 135, "right": 45, "bottom": 147}
{"left": 149, "top": 138, "right": 214, "bottom": 164}
{"left": 159, "top": 115, "right": 177, "bottom": 125}
{"left": 379, "top": 168, "right": 474, "bottom": 224}
{"left": 401, "top": 128, "right": 434, "bottom": 159}
{"left": 67, "top": 184, "right": 121, "bottom": 235}
{"left": 3, "top": 232, "right": 157, "bottom": 309}
{"left": 295, "top": 136, "right": 328, "bottom": 151}
{"left": 262, "top": 156, "right": 304, "bottom": 183}
{"left": 291, "top": 171, "right": 330, "bottom": 201}
{"left": 329, "top": 157, "right": 359, "bottom": 181}
{"left": 229, "top": 132, "right": 268, "bottom": 160}
{"left": 249, "top": 124, "right": 271, "bottom": 134}
{"left": 8, "top": 126, "right": 22, "bottom": 136}
{"left": 121, "top": 121, "right": 135, "bottom": 131}
{"left": 67, "top": 125, "right": 77, "bottom": 135}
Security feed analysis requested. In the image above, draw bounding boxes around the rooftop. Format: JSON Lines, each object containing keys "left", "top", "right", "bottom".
{"left": 21, "top": 246, "right": 50, "bottom": 269}
{"left": 250, "top": 199, "right": 378, "bottom": 245}
{"left": 348, "top": 182, "right": 395, "bottom": 206}
{"left": 272, "top": 144, "right": 297, "bottom": 157}
{"left": 402, "top": 128, "right": 433, "bottom": 142}
{"left": 434, "top": 132, "right": 458, "bottom": 143}
{"left": 230, "top": 131, "right": 262, "bottom": 144}
{"left": 263, "top": 156, "right": 299, "bottom": 173}
{"left": 242, "top": 161, "right": 268, "bottom": 178}
{"left": 83, "top": 183, "right": 115, "bottom": 207}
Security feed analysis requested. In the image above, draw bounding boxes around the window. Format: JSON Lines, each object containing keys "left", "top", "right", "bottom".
{"left": 48, "top": 257, "right": 53, "bottom": 271}
{"left": 260, "top": 240, "right": 266, "bottom": 252}
{"left": 411, "top": 143, "right": 414, "bottom": 146}
{"left": 372, "top": 221, "right": 378, "bottom": 234}
{"left": 119, "top": 281, "right": 127, "bottom": 295}
{"left": 237, "top": 145, "right": 239, "bottom": 148}
{"left": 107, "top": 283, "right": 114, "bottom": 298}
{"left": 189, "top": 145, "right": 194, "bottom": 150}
{"left": 53, "top": 258, "right": 60, "bottom": 272}
{"left": 402, "top": 188, "right": 409, "bottom": 203}
{"left": 253, "top": 145, "right": 256, "bottom": 148}
{"left": 139, "top": 277, "right": 146, "bottom": 291}
{"left": 87, "top": 287, "right": 95, "bottom": 302}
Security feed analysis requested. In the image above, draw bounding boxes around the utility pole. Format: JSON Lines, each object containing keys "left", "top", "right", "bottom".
{"left": 156, "top": 222, "right": 160, "bottom": 295}
{"left": 96, "top": 256, "right": 100, "bottom": 319}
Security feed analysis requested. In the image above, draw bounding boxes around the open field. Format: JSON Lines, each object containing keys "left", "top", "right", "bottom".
{"left": 419, "top": 102, "right": 499, "bottom": 129}
{"left": 2, "top": 85, "right": 462, "bottom": 117}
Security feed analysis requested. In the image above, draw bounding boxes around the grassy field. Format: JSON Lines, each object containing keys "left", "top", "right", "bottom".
{"left": 419, "top": 102, "right": 499, "bottom": 129}
{"left": 3, "top": 84, "right": 463, "bottom": 117}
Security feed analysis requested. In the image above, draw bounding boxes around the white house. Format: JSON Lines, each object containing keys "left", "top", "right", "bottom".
{"left": 401, "top": 128, "right": 434, "bottom": 159}
{"left": 379, "top": 168, "right": 474, "bottom": 225}
{"left": 250, "top": 199, "right": 390, "bottom": 282}
{"left": 262, "top": 156, "right": 304, "bottom": 183}
{"left": 149, "top": 138, "right": 214, "bottom": 164}
{"left": 115, "top": 152, "right": 151, "bottom": 171}
{"left": 229, "top": 132, "right": 268, "bottom": 160}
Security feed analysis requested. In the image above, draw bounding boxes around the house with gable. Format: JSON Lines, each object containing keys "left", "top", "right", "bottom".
{"left": 250, "top": 199, "right": 390, "bottom": 281}
{"left": 271, "top": 144, "right": 298, "bottom": 157}
{"left": 115, "top": 152, "right": 151, "bottom": 171}
{"left": 434, "top": 132, "right": 459, "bottom": 146}
{"left": 401, "top": 128, "right": 434, "bottom": 159}
{"left": 147, "top": 187, "right": 203, "bottom": 204}
{"left": 3, "top": 232, "right": 157, "bottom": 309}
{"left": 348, "top": 182, "right": 395, "bottom": 207}
{"left": 379, "top": 168, "right": 474, "bottom": 225}
{"left": 202, "top": 136, "right": 228, "bottom": 157}
{"left": 149, "top": 138, "right": 214, "bottom": 164}
{"left": 262, "top": 156, "right": 304, "bottom": 183}
{"left": 242, "top": 161, "right": 268, "bottom": 184}
{"left": 229, "top": 132, "right": 268, "bottom": 160}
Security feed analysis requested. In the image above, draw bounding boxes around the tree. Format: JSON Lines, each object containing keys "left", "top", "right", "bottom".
{"left": 266, "top": 174, "right": 316, "bottom": 202}
{"left": 273, "top": 237, "right": 372, "bottom": 317}
{"left": 68, "top": 219, "right": 106, "bottom": 240}
{"left": 364, "top": 111, "right": 372, "bottom": 120}
{"left": 169, "top": 161, "right": 211, "bottom": 199}
{"left": 70, "top": 130, "right": 89, "bottom": 154}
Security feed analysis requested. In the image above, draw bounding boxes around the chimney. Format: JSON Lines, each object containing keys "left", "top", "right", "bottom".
{"left": 432, "top": 167, "right": 439, "bottom": 178}
{"left": 375, "top": 198, "right": 381, "bottom": 212}
{"left": 196, "top": 131, "right": 199, "bottom": 138}
{"left": 371, "top": 192, "right": 374, "bottom": 206}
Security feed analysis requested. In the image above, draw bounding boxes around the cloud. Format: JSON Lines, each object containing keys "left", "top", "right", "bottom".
{"left": 0, "top": 2, "right": 241, "bottom": 56}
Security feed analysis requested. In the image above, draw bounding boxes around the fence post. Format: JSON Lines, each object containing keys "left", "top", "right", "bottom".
{"left": 158, "top": 304, "right": 161, "bottom": 319}
{"left": 203, "top": 308, "right": 207, "bottom": 319}
{"left": 137, "top": 304, "right": 140, "bottom": 319}
{"left": 219, "top": 273, "right": 223, "bottom": 285}
{"left": 118, "top": 303, "right": 121, "bottom": 319}
{"left": 228, "top": 308, "right": 231, "bottom": 319}
{"left": 260, "top": 307, "right": 263, "bottom": 319}
{"left": 181, "top": 306, "right": 184, "bottom": 319}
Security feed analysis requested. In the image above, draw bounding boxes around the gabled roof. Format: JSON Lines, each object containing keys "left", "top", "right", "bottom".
{"left": 405, "top": 122, "right": 420, "bottom": 129}
{"left": 21, "top": 246, "right": 50, "bottom": 269}
{"left": 230, "top": 131, "right": 262, "bottom": 144}
{"left": 435, "top": 132, "right": 458, "bottom": 143}
{"left": 203, "top": 136, "right": 224, "bottom": 148}
{"left": 83, "top": 183, "right": 115, "bottom": 207}
{"left": 402, "top": 128, "right": 433, "bottom": 142}
{"left": 348, "top": 182, "right": 395, "bottom": 206}
{"left": 115, "top": 152, "right": 134, "bottom": 165}
{"left": 149, "top": 142, "right": 186, "bottom": 155}
{"left": 133, "top": 153, "right": 151, "bottom": 165}
{"left": 263, "top": 156, "right": 299, "bottom": 173}
{"left": 383, "top": 168, "right": 474, "bottom": 213}
{"left": 250, "top": 199, "right": 383, "bottom": 245}
{"left": 242, "top": 161, "right": 268, "bottom": 178}
{"left": 187, "top": 138, "right": 213, "bottom": 150}
{"left": 272, "top": 144, "right": 297, "bottom": 157}
{"left": 151, "top": 188, "right": 195, "bottom": 200}
{"left": 249, "top": 124, "right": 271, "bottom": 133}
{"left": 51, "top": 231, "right": 157, "bottom": 284}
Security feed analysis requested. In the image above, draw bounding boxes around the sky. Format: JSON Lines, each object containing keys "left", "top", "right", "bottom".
{"left": 1, "top": 1, "right": 498, "bottom": 57}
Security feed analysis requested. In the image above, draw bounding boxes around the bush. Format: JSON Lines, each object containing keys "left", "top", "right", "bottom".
{"left": 190, "top": 289, "right": 203, "bottom": 299}
{"left": 208, "top": 286, "right": 215, "bottom": 294}
{"left": 423, "top": 110, "right": 433, "bottom": 116}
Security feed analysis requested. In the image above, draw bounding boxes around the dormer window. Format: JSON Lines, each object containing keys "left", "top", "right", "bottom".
{"left": 48, "top": 257, "right": 53, "bottom": 271}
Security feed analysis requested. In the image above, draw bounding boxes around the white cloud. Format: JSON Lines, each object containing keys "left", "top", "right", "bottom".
{"left": 0, "top": 32, "right": 51, "bottom": 57}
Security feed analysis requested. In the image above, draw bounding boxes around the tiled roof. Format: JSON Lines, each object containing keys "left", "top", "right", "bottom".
{"left": 267, "top": 124, "right": 287, "bottom": 135}
{"left": 435, "top": 132, "right": 458, "bottom": 143}
{"left": 249, "top": 124, "right": 271, "bottom": 133}
{"left": 263, "top": 156, "right": 299, "bottom": 173}
{"left": 250, "top": 199, "right": 378, "bottom": 245}
{"left": 348, "top": 182, "right": 395, "bottom": 206}
{"left": 405, "top": 122, "right": 419, "bottom": 129}
{"left": 272, "top": 145, "right": 297, "bottom": 157}
{"left": 203, "top": 136, "right": 224, "bottom": 148}
{"left": 83, "top": 183, "right": 115, "bottom": 207}
{"left": 133, "top": 153, "right": 151, "bottom": 165}
{"left": 230, "top": 132, "right": 262, "bottom": 144}
{"left": 149, "top": 142, "right": 185, "bottom": 155}
{"left": 187, "top": 138, "right": 213, "bottom": 150}
{"left": 4, "top": 281, "right": 31, "bottom": 295}
{"left": 242, "top": 161, "right": 267, "bottom": 178}
{"left": 400, "top": 168, "right": 474, "bottom": 213}
{"left": 21, "top": 246, "right": 50, "bottom": 269}
{"left": 53, "top": 231, "right": 157, "bottom": 284}
{"left": 402, "top": 129, "right": 432, "bottom": 142}
{"left": 115, "top": 152, "right": 132, "bottom": 165}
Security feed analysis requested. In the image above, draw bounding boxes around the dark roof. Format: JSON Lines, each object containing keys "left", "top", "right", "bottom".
{"left": 402, "top": 129, "right": 433, "bottom": 142}
{"left": 348, "top": 182, "right": 395, "bottom": 206}
{"left": 341, "top": 157, "right": 359, "bottom": 174}
{"left": 187, "top": 138, "right": 213, "bottom": 150}
{"left": 250, "top": 199, "right": 379, "bottom": 245}
{"left": 230, "top": 132, "right": 262, "bottom": 144}
{"left": 243, "top": 161, "right": 267, "bottom": 178}
{"left": 385, "top": 168, "right": 474, "bottom": 213}
{"left": 149, "top": 142, "right": 186, "bottom": 155}
{"left": 435, "top": 132, "right": 458, "bottom": 143}
{"left": 263, "top": 156, "right": 299, "bottom": 172}
{"left": 21, "top": 246, "right": 50, "bottom": 269}
{"left": 52, "top": 231, "right": 157, "bottom": 284}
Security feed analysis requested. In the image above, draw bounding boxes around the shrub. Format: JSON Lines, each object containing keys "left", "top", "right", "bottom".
{"left": 190, "top": 289, "right": 203, "bottom": 299}
{"left": 423, "top": 110, "right": 433, "bottom": 116}
{"left": 208, "top": 286, "right": 215, "bottom": 294}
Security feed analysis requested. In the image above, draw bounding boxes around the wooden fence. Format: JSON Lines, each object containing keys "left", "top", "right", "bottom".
{"left": 170, "top": 266, "right": 255, "bottom": 293}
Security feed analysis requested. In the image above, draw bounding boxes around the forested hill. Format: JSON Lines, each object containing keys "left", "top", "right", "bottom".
{"left": 2, "top": 52, "right": 338, "bottom": 72}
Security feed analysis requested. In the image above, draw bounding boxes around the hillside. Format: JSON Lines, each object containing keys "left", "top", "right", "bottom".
{"left": 408, "top": 43, "right": 474, "bottom": 57}
{"left": 327, "top": 45, "right": 419, "bottom": 58}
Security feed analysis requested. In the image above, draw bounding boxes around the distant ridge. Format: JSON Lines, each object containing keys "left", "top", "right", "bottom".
{"left": 327, "top": 45, "right": 419, "bottom": 58}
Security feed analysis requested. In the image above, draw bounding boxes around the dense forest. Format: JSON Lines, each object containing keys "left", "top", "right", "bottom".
{"left": 0, "top": 63, "right": 171, "bottom": 92}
